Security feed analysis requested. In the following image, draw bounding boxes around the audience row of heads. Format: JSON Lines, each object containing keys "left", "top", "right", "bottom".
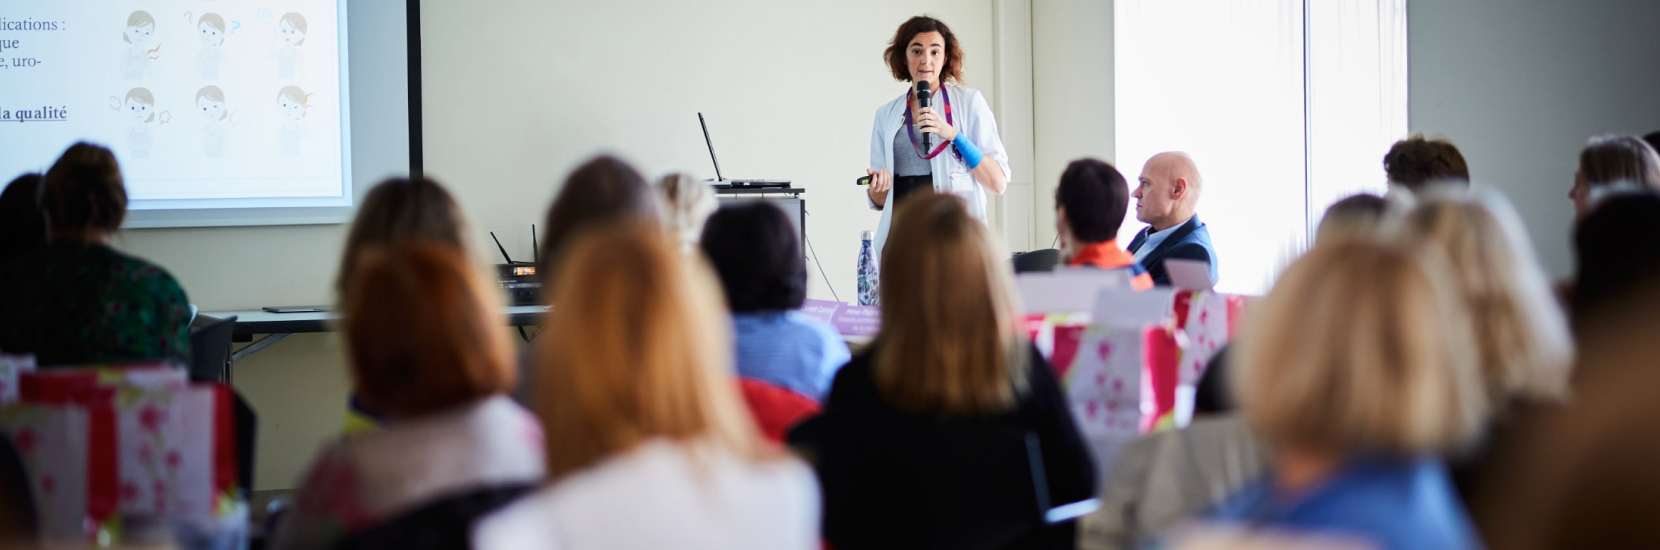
{"left": 0, "top": 143, "right": 129, "bottom": 262}
{"left": 1051, "top": 151, "right": 1577, "bottom": 457}
{"left": 4, "top": 132, "right": 1656, "bottom": 457}
{"left": 1384, "top": 131, "right": 1660, "bottom": 219}
{"left": 336, "top": 178, "right": 1025, "bottom": 480}
{"left": 1265, "top": 184, "right": 1576, "bottom": 456}
{"left": 335, "top": 156, "right": 804, "bottom": 314}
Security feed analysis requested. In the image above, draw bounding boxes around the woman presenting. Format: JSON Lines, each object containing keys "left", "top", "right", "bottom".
{"left": 865, "top": 16, "right": 1010, "bottom": 260}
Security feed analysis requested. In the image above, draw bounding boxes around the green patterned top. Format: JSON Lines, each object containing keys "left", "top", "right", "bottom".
{"left": 0, "top": 242, "right": 191, "bottom": 367}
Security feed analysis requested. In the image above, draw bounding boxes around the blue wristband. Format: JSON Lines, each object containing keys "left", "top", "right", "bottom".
{"left": 953, "top": 133, "right": 984, "bottom": 169}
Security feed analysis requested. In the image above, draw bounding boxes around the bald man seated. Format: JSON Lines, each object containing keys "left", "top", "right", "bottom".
{"left": 1127, "top": 152, "right": 1219, "bottom": 287}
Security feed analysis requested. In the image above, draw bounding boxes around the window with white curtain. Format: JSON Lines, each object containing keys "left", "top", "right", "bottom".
{"left": 1114, "top": 0, "right": 1408, "bottom": 295}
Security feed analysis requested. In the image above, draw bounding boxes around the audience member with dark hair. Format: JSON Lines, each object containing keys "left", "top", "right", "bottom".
{"left": 0, "top": 173, "right": 47, "bottom": 267}
{"left": 0, "top": 142, "right": 191, "bottom": 366}
{"left": 1644, "top": 131, "right": 1660, "bottom": 158}
{"left": 538, "top": 155, "right": 661, "bottom": 285}
{"left": 1316, "top": 193, "right": 1389, "bottom": 244}
{"left": 1571, "top": 192, "right": 1660, "bottom": 328}
{"left": 700, "top": 202, "right": 850, "bottom": 401}
{"left": 1384, "top": 134, "right": 1471, "bottom": 192}
{"left": 271, "top": 242, "right": 542, "bottom": 550}
{"left": 1056, "top": 158, "right": 1153, "bottom": 290}
{"left": 1569, "top": 134, "right": 1660, "bottom": 221}
{"left": 1473, "top": 278, "right": 1660, "bottom": 549}
{"left": 1200, "top": 241, "right": 1487, "bottom": 550}
{"left": 476, "top": 223, "right": 818, "bottom": 550}
{"left": 790, "top": 194, "right": 1095, "bottom": 550}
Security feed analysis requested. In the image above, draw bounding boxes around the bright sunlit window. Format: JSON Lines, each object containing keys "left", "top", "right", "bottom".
{"left": 1115, "top": 0, "right": 1408, "bottom": 295}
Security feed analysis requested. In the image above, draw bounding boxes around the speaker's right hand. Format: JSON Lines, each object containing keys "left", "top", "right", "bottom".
{"left": 866, "top": 167, "right": 892, "bottom": 193}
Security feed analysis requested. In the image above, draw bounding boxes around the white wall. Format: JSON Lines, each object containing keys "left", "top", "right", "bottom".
{"left": 1409, "top": 0, "right": 1660, "bottom": 278}
{"left": 992, "top": 0, "right": 1038, "bottom": 252}
{"left": 1032, "top": 0, "right": 1115, "bottom": 250}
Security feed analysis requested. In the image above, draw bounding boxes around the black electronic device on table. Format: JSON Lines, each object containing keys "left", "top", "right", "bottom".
{"left": 699, "top": 113, "right": 790, "bottom": 189}
{"left": 491, "top": 229, "right": 543, "bottom": 307}
{"left": 261, "top": 306, "right": 327, "bottom": 314}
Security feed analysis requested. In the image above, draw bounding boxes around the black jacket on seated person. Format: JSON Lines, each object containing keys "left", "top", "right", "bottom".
{"left": 788, "top": 344, "right": 1096, "bottom": 550}
{"left": 1127, "top": 215, "right": 1218, "bottom": 287}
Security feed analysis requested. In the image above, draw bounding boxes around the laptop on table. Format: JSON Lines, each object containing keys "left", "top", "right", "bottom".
{"left": 699, "top": 113, "right": 790, "bottom": 189}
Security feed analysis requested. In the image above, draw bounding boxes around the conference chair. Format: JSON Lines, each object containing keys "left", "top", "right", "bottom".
{"left": 1013, "top": 249, "right": 1062, "bottom": 273}
{"left": 817, "top": 423, "right": 1097, "bottom": 550}
{"left": 189, "top": 314, "right": 237, "bottom": 383}
{"left": 188, "top": 315, "right": 259, "bottom": 498}
{"left": 0, "top": 435, "right": 36, "bottom": 539}
{"left": 332, "top": 484, "right": 536, "bottom": 550}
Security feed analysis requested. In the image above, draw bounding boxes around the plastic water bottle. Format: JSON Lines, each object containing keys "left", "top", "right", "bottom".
{"left": 858, "top": 231, "right": 879, "bottom": 306}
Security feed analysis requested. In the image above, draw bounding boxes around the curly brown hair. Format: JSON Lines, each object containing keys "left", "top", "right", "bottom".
{"left": 1384, "top": 134, "right": 1470, "bottom": 190}
{"left": 884, "top": 16, "right": 963, "bottom": 84}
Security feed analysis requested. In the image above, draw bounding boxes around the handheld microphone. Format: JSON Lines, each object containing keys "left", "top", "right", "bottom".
{"left": 916, "top": 80, "right": 932, "bottom": 150}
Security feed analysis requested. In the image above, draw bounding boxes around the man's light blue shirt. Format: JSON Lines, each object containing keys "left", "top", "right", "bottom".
{"left": 732, "top": 310, "right": 852, "bottom": 400}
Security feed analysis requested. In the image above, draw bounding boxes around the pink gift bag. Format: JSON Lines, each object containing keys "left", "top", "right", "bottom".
{"left": 1, "top": 366, "right": 238, "bottom": 545}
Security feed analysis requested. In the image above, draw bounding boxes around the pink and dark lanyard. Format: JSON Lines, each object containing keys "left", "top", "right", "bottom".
{"left": 903, "top": 85, "right": 959, "bottom": 161}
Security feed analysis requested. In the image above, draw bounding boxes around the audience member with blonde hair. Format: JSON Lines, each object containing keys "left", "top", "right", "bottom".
{"left": 1200, "top": 241, "right": 1488, "bottom": 550}
{"left": 1395, "top": 188, "right": 1576, "bottom": 513}
{"left": 474, "top": 223, "right": 819, "bottom": 550}
{"left": 1315, "top": 193, "right": 1389, "bottom": 245}
{"left": 789, "top": 193, "right": 1095, "bottom": 549}
{"left": 272, "top": 243, "right": 543, "bottom": 550}
{"left": 1570, "top": 134, "right": 1660, "bottom": 220}
{"left": 1396, "top": 189, "right": 1574, "bottom": 405}
{"left": 655, "top": 172, "right": 718, "bottom": 254}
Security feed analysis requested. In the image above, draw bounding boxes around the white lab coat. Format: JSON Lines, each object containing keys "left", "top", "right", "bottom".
{"left": 868, "top": 83, "right": 1010, "bottom": 260}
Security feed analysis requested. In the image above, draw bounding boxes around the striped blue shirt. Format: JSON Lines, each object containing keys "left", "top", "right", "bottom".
{"left": 732, "top": 311, "right": 851, "bottom": 401}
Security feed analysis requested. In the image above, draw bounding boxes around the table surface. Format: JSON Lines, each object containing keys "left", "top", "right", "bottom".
{"left": 203, "top": 304, "right": 872, "bottom": 346}
{"left": 202, "top": 305, "right": 551, "bottom": 336}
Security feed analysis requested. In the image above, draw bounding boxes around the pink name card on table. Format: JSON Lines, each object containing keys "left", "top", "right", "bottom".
{"left": 830, "top": 304, "right": 882, "bottom": 336}
{"left": 799, "top": 299, "right": 843, "bottom": 325}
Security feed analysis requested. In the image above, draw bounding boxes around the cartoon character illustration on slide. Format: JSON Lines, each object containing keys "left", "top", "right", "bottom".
{"left": 197, "top": 86, "right": 233, "bottom": 158}
{"left": 197, "top": 13, "right": 229, "bottom": 79}
{"left": 277, "top": 86, "right": 311, "bottom": 157}
{"left": 112, "top": 88, "right": 171, "bottom": 159}
{"left": 274, "top": 12, "right": 307, "bottom": 79}
{"left": 122, "top": 11, "right": 162, "bottom": 79}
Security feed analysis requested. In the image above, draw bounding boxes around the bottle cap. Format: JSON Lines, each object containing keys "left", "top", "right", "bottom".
{"left": 861, "top": 230, "right": 875, "bottom": 240}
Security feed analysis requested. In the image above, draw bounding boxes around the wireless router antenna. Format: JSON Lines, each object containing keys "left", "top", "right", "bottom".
{"left": 531, "top": 224, "right": 539, "bottom": 265}
{"left": 489, "top": 231, "right": 517, "bottom": 264}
